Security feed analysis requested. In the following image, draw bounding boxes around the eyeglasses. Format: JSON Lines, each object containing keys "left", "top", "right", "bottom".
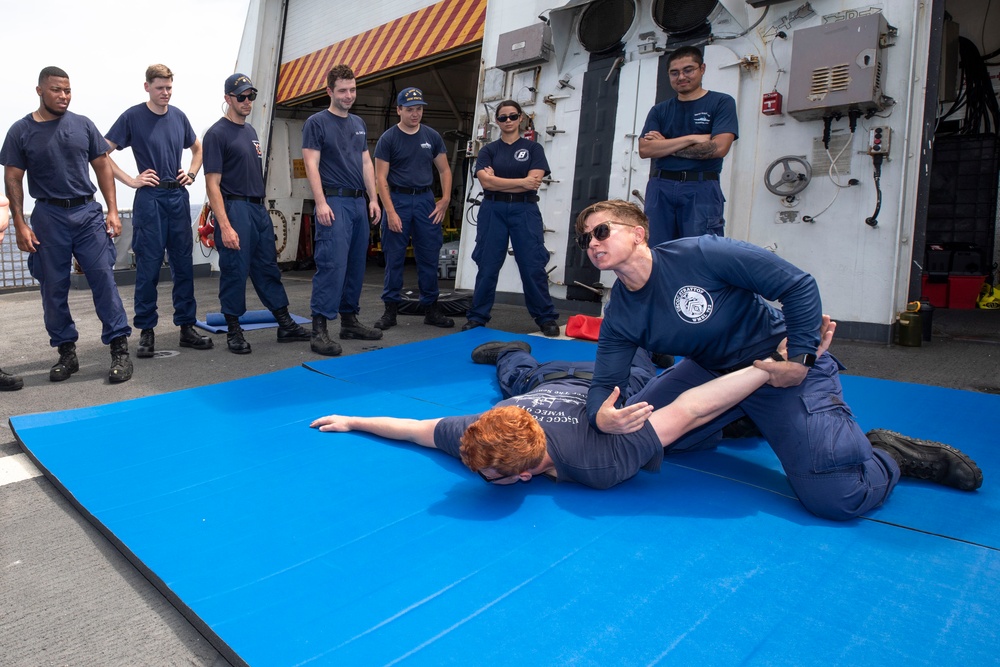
{"left": 231, "top": 91, "right": 257, "bottom": 103}
{"left": 477, "top": 468, "right": 510, "bottom": 484}
{"left": 668, "top": 65, "right": 701, "bottom": 79}
{"left": 496, "top": 113, "right": 520, "bottom": 123}
{"left": 576, "top": 221, "right": 630, "bottom": 250}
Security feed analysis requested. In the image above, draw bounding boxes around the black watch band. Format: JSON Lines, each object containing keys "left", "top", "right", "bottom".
{"left": 187, "top": 172, "right": 197, "bottom": 181}
{"left": 787, "top": 353, "right": 817, "bottom": 367}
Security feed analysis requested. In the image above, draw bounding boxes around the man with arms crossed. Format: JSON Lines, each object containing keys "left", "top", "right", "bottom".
{"left": 639, "top": 46, "right": 737, "bottom": 244}
{"left": 106, "top": 63, "right": 213, "bottom": 357}
{"left": 2, "top": 66, "right": 133, "bottom": 384}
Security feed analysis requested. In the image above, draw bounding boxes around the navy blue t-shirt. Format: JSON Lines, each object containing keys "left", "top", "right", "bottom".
{"left": 474, "top": 137, "right": 549, "bottom": 191}
{"left": 202, "top": 117, "right": 265, "bottom": 198}
{"left": 301, "top": 110, "right": 367, "bottom": 190}
{"left": 641, "top": 91, "right": 738, "bottom": 173}
{"left": 373, "top": 124, "right": 446, "bottom": 189}
{"left": 434, "top": 379, "right": 662, "bottom": 490}
{"left": 106, "top": 103, "right": 196, "bottom": 179}
{"left": 587, "top": 235, "right": 821, "bottom": 423}
{"left": 0, "top": 111, "right": 108, "bottom": 199}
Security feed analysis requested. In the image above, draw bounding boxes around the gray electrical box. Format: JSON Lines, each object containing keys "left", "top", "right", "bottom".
{"left": 495, "top": 23, "right": 553, "bottom": 71}
{"left": 786, "top": 14, "right": 895, "bottom": 121}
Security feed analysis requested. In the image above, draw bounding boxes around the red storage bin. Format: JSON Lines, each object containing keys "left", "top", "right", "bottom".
{"left": 921, "top": 273, "right": 949, "bottom": 308}
{"left": 947, "top": 275, "right": 986, "bottom": 309}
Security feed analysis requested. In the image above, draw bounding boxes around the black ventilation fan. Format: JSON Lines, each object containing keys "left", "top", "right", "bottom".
{"left": 579, "top": 0, "right": 636, "bottom": 54}
{"left": 652, "top": 0, "right": 718, "bottom": 35}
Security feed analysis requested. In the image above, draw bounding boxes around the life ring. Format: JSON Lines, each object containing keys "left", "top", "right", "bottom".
{"left": 197, "top": 203, "right": 215, "bottom": 248}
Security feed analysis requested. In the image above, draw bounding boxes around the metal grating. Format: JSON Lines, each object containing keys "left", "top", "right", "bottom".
{"left": 808, "top": 64, "right": 851, "bottom": 98}
{"left": 0, "top": 225, "right": 37, "bottom": 289}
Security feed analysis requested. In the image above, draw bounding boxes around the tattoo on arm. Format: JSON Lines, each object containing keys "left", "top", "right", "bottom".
{"left": 674, "top": 140, "right": 718, "bottom": 160}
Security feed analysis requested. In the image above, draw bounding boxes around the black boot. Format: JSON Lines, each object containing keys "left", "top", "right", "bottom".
{"left": 225, "top": 314, "right": 252, "bottom": 354}
{"left": 50, "top": 342, "right": 79, "bottom": 382}
{"left": 471, "top": 340, "right": 532, "bottom": 365}
{"left": 0, "top": 368, "right": 24, "bottom": 391}
{"left": 373, "top": 302, "right": 398, "bottom": 330}
{"left": 273, "top": 306, "right": 310, "bottom": 342}
{"left": 423, "top": 301, "right": 454, "bottom": 328}
{"left": 108, "top": 335, "right": 133, "bottom": 383}
{"left": 179, "top": 324, "right": 214, "bottom": 350}
{"left": 340, "top": 313, "right": 383, "bottom": 340}
{"left": 311, "top": 315, "right": 342, "bottom": 356}
{"left": 137, "top": 328, "right": 155, "bottom": 358}
{"left": 867, "top": 429, "right": 983, "bottom": 491}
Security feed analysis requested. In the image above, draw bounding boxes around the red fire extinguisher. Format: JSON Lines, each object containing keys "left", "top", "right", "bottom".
{"left": 523, "top": 118, "right": 537, "bottom": 142}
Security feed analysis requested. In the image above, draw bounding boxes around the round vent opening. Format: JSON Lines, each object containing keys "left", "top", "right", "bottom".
{"left": 579, "top": 0, "right": 636, "bottom": 54}
{"left": 652, "top": 0, "right": 718, "bottom": 34}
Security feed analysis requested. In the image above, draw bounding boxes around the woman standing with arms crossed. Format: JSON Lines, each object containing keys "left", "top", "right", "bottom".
{"left": 462, "top": 100, "right": 559, "bottom": 337}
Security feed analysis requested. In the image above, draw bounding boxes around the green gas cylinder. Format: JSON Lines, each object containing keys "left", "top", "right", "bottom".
{"left": 896, "top": 302, "right": 922, "bottom": 347}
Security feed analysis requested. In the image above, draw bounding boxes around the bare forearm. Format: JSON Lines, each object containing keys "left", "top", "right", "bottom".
{"left": 673, "top": 140, "right": 720, "bottom": 160}
{"left": 93, "top": 157, "right": 118, "bottom": 211}
{"left": 4, "top": 174, "right": 26, "bottom": 226}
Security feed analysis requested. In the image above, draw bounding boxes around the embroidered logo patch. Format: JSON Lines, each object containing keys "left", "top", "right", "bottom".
{"left": 673, "top": 286, "right": 713, "bottom": 323}
{"left": 514, "top": 148, "right": 530, "bottom": 162}
{"left": 693, "top": 111, "right": 712, "bottom": 126}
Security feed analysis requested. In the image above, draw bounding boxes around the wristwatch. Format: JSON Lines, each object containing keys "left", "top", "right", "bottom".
{"left": 787, "top": 353, "right": 817, "bottom": 367}
{"left": 187, "top": 172, "right": 197, "bottom": 181}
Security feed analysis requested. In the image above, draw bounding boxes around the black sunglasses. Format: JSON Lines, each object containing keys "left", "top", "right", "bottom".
{"left": 232, "top": 91, "right": 257, "bottom": 103}
{"left": 576, "top": 221, "right": 628, "bottom": 250}
{"left": 496, "top": 113, "right": 520, "bottom": 123}
{"left": 477, "top": 468, "right": 509, "bottom": 484}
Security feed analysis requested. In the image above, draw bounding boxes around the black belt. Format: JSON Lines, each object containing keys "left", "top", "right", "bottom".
{"left": 652, "top": 169, "right": 720, "bottom": 182}
{"left": 323, "top": 187, "right": 365, "bottom": 198}
{"left": 155, "top": 181, "right": 184, "bottom": 190}
{"left": 483, "top": 192, "right": 540, "bottom": 203}
{"left": 224, "top": 195, "right": 265, "bottom": 205}
{"left": 37, "top": 195, "right": 94, "bottom": 208}
{"left": 389, "top": 186, "right": 430, "bottom": 195}
{"left": 531, "top": 370, "right": 594, "bottom": 390}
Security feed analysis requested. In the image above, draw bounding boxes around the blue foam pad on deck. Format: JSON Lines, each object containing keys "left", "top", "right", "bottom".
{"left": 195, "top": 309, "right": 309, "bottom": 333}
{"left": 12, "top": 338, "right": 1000, "bottom": 665}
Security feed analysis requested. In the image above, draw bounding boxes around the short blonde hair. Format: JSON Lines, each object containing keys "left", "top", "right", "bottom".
{"left": 145, "top": 64, "right": 174, "bottom": 83}
{"left": 460, "top": 406, "right": 547, "bottom": 476}
{"left": 575, "top": 199, "right": 649, "bottom": 242}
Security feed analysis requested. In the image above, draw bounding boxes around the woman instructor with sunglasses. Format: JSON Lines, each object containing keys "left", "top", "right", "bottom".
{"left": 462, "top": 100, "right": 559, "bottom": 336}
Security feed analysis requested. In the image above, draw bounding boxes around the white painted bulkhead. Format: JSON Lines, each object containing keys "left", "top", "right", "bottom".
{"left": 457, "top": 0, "right": 936, "bottom": 338}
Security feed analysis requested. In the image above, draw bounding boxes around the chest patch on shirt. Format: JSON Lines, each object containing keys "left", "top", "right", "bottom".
{"left": 693, "top": 112, "right": 712, "bottom": 127}
{"left": 514, "top": 148, "right": 530, "bottom": 162}
{"left": 674, "top": 286, "right": 713, "bottom": 323}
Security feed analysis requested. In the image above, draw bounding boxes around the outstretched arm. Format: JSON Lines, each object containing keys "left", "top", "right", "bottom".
{"left": 650, "top": 317, "right": 835, "bottom": 446}
{"left": 310, "top": 415, "right": 441, "bottom": 448}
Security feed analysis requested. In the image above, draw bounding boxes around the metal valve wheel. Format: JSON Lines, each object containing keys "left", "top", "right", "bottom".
{"left": 764, "top": 156, "right": 812, "bottom": 196}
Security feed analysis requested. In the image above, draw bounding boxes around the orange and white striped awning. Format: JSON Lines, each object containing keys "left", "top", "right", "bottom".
{"left": 276, "top": 0, "right": 486, "bottom": 105}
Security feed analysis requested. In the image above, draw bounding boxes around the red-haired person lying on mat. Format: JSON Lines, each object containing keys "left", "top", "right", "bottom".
{"left": 313, "top": 320, "right": 981, "bottom": 498}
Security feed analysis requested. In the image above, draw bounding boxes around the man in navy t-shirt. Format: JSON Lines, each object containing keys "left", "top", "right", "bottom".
{"left": 372, "top": 86, "right": 454, "bottom": 331}
{"left": 1, "top": 66, "right": 133, "bottom": 385}
{"left": 202, "top": 73, "right": 309, "bottom": 354}
{"left": 106, "top": 63, "right": 213, "bottom": 357}
{"left": 302, "top": 64, "right": 383, "bottom": 356}
{"left": 309, "top": 337, "right": 834, "bottom": 490}
{"left": 638, "top": 46, "right": 738, "bottom": 244}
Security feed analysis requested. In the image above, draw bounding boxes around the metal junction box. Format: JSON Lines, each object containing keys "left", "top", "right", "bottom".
{"left": 787, "top": 14, "right": 894, "bottom": 121}
{"left": 495, "top": 23, "right": 553, "bottom": 71}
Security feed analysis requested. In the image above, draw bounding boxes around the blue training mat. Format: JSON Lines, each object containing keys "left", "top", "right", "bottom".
{"left": 194, "top": 310, "right": 310, "bottom": 333}
{"left": 11, "top": 334, "right": 1000, "bottom": 666}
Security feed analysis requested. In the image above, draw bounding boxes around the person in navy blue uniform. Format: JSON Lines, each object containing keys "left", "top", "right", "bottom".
{"left": 310, "top": 334, "right": 834, "bottom": 489}
{"left": 639, "top": 46, "right": 738, "bottom": 245}
{"left": 0, "top": 194, "right": 23, "bottom": 390}
{"left": 106, "top": 63, "right": 213, "bottom": 358}
{"left": 1, "top": 67, "right": 133, "bottom": 384}
{"left": 372, "top": 86, "right": 454, "bottom": 331}
{"left": 302, "top": 64, "right": 383, "bottom": 357}
{"left": 203, "top": 73, "right": 309, "bottom": 355}
{"left": 464, "top": 100, "right": 559, "bottom": 337}
{"left": 578, "top": 200, "right": 981, "bottom": 520}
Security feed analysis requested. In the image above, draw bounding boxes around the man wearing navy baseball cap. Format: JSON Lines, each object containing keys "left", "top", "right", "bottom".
{"left": 202, "top": 72, "right": 309, "bottom": 354}
{"left": 371, "top": 86, "right": 454, "bottom": 331}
